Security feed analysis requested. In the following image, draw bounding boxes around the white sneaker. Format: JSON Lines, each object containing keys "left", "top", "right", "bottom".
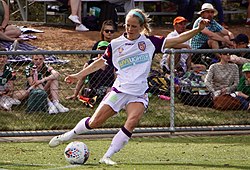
{"left": 10, "top": 39, "right": 19, "bottom": 51}
{"left": 99, "top": 156, "right": 117, "bottom": 165}
{"left": 68, "top": 15, "right": 81, "bottom": 24}
{"left": 0, "top": 96, "right": 12, "bottom": 111}
{"left": 49, "top": 134, "right": 68, "bottom": 147}
{"left": 54, "top": 102, "right": 69, "bottom": 113}
{"left": 75, "top": 24, "right": 89, "bottom": 32}
{"left": 0, "top": 102, "right": 12, "bottom": 111}
{"left": 48, "top": 104, "right": 58, "bottom": 114}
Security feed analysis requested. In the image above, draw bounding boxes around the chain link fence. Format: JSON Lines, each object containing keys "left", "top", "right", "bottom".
{"left": 0, "top": 48, "right": 250, "bottom": 137}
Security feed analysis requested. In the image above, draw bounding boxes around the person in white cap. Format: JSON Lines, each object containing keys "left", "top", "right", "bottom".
{"left": 190, "top": 3, "right": 234, "bottom": 59}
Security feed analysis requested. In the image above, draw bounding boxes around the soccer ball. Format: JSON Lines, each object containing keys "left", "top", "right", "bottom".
{"left": 64, "top": 141, "right": 90, "bottom": 164}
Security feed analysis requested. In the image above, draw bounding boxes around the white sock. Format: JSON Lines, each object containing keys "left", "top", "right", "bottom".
{"left": 63, "top": 117, "right": 91, "bottom": 141}
{"left": 104, "top": 127, "right": 131, "bottom": 158}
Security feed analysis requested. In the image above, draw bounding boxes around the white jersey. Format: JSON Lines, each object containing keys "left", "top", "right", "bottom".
{"left": 103, "top": 33, "right": 166, "bottom": 96}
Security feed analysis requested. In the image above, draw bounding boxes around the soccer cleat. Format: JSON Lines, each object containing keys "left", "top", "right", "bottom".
{"left": 68, "top": 15, "right": 81, "bottom": 24}
{"left": 99, "top": 156, "right": 117, "bottom": 165}
{"left": 54, "top": 102, "right": 69, "bottom": 113}
{"left": 75, "top": 24, "right": 89, "bottom": 32}
{"left": 49, "top": 134, "right": 68, "bottom": 147}
{"left": 48, "top": 104, "right": 58, "bottom": 114}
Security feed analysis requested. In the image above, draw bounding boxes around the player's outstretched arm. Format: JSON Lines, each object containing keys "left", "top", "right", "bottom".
{"left": 164, "top": 19, "right": 209, "bottom": 48}
{"left": 65, "top": 57, "right": 106, "bottom": 84}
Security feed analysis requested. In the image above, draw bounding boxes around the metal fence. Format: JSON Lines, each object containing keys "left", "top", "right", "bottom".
{"left": 1, "top": 48, "right": 250, "bottom": 137}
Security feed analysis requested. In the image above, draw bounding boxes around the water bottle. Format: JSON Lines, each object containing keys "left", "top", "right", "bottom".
{"left": 158, "top": 95, "right": 171, "bottom": 101}
{"left": 32, "top": 65, "right": 38, "bottom": 81}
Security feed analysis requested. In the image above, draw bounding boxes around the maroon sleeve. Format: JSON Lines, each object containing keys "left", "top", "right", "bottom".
{"left": 147, "top": 35, "right": 165, "bottom": 53}
{"left": 102, "top": 44, "right": 113, "bottom": 67}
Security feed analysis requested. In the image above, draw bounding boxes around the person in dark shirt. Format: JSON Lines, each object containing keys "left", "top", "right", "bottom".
{"left": 66, "top": 41, "right": 115, "bottom": 100}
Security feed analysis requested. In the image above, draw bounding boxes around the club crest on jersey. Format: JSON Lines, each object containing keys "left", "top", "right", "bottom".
{"left": 138, "top": 41, "right": 146, "bottom": 51}
{"left": 118, "top": 47, "right": 124, "bottom": 54}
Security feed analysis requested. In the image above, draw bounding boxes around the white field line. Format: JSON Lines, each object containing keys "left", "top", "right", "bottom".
{"left": 40, "top": 165, "right": 81, "bottom": 170}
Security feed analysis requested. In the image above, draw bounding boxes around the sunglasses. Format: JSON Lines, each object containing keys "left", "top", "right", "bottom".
{"left": 104, "top": 30, "right": 115, "bottom": 34}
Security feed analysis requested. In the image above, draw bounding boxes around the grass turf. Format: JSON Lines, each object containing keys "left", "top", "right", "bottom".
{"left": 0, "top": 135, "right": 250, "bottom": 170}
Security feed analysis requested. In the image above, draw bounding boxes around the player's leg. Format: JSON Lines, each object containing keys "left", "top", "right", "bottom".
{"left": 99, "top": 101, "right": 145, "bottom": 165}
{"left": 49, "top": 104, "right": 116, "bottom": 147}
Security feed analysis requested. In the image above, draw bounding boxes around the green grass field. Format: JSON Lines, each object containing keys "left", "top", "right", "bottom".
{"left": 1, "top": 135, "right": 250, "bottom": 170}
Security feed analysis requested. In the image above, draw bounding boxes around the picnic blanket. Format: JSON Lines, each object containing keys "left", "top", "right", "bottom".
{"left": 0, "top": 41, "right": 70, "bottom": 65}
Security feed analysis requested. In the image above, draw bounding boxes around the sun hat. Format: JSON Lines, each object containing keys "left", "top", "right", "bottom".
{"left": 232, "top": 34, "right": 249, "bottom": 44}
{"left": 97, "top": 41, "right": 109, "bottom": 49}
{"left": 242, "top": 63, "right": 250, "bottom": 72}
{"left": 197, "top": 3, "right": 218, "bottom": 16}
{"left": 173, "top": 16, "right": 188, "bottom": 25}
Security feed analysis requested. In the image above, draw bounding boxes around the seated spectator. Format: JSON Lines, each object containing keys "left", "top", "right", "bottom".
{"left": 190, "top": 3, "right": 234, "bottom": 60}
{"left": 23, "top": 54, "right": 69, "bottom": 114}
{"left": 238, "top": 62, "right": 250, "bottom": 94}
{"left": 66, "top": 41, "right": 115, "bottom": 100}
{"left": 91, "top": 20, "right": 115, "bottom": 59}
{"left": 67, "top": 0, "right": 89, "bottom": 31}
{"left": 204, "top": 46, "right": 250, "bottom": 110}
{"left": 160, "top": 16, "right": 206, "bottom": 76}
{"left": 0, "top": 49, "right": 22, "bottom": 110}
{"left": 204, "top": 0, "right": 228, "bottom": 28}
{"left": 205, "top": 47, "right": 239, "bottom": 98}
{"left": 108, "top": 0, "right": 135, "bottom": 14}
{"left": 236, "top": 62, "right": 250, "bottom": 110}
{"left": 242, "top": 0, "right": 250, "bottom": 27}
{"left": 0, "top": 0, "right": 22, "bottom": 41}
{"left": 230, "top": 33, "right": 250, "bottom": 76}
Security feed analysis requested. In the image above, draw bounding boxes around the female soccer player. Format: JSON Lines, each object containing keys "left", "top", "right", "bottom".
{"left": 49, "top": 8, "right": 209, "bottom": 165}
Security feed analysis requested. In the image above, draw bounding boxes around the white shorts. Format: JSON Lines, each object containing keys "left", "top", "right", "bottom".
{"left": 100, "top": 90, "right": 149, "bottom": 113}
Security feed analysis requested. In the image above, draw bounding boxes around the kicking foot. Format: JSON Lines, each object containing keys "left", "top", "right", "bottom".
{"left": 49, "top": 134, "right": 68, "bottom": 147}
{"left": 99, "top": 156, "right": 117, "bottom": 165}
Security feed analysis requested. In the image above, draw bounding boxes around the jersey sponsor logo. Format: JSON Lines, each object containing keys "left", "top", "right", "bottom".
{"left": 138, "top": 41, "right": 146, "bottom": 51}
{"left": 125, "top": 43, "right": 134, "bottom": 45}
{"left": 118, "top": 53, "right": 149, "bottom": 69}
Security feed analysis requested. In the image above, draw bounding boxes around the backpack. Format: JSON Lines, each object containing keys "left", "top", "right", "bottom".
{"left": 147, "top": 70, "right": 171, "bottom": 96}
{"left": 178, "top": 71, "right": 213, "bottom": 107}
{"left": 26, "top": 89, "right": 48, "bottom": 113}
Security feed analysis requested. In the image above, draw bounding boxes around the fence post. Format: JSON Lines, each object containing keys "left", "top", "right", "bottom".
{"left": 169, "top": 49, "right": 175, "bottom": 132}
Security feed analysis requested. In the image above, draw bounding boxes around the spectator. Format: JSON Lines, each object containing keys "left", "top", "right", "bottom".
{"left": 108, "top": 0, "right": 135, "bottom": 14}
{"left": 0, "top": 0, "right": 21, "bottom": 41}
{"left": 90, "top": 20, "right": 116, "bottom": 59}
{"left": 230, "top": 34, "right": 250, "bottom": 76}
{"left": 23, "top": 54, "right": 69, "bottom": 114}
{"left": 67, "top": 0, "right": 89, "bottom": 31}
{"left": 0, "top": 48, "right": 22, "bottom": 110}
{"left": 205, "top": 47, "right": 239, "bottom": 98}
{"left": 160, "top": 16, "right": 206, "bottom": 76}
{"left": 66, "top": 41, "right": 115, "bottom": 100}
{"left": 237, "top": 63, "right": 250, "bottom": 97}
{"left": 190, "top": 3, "right": 234, "bottom": 59}
{"left": 235, "top": 63, "right": 250, "bottom": 110}
{"left": 204, "top": 0, "right": 228, "bottom": 28}
{"left": 243, "top": 0, "right": 250, "bottom": 27}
